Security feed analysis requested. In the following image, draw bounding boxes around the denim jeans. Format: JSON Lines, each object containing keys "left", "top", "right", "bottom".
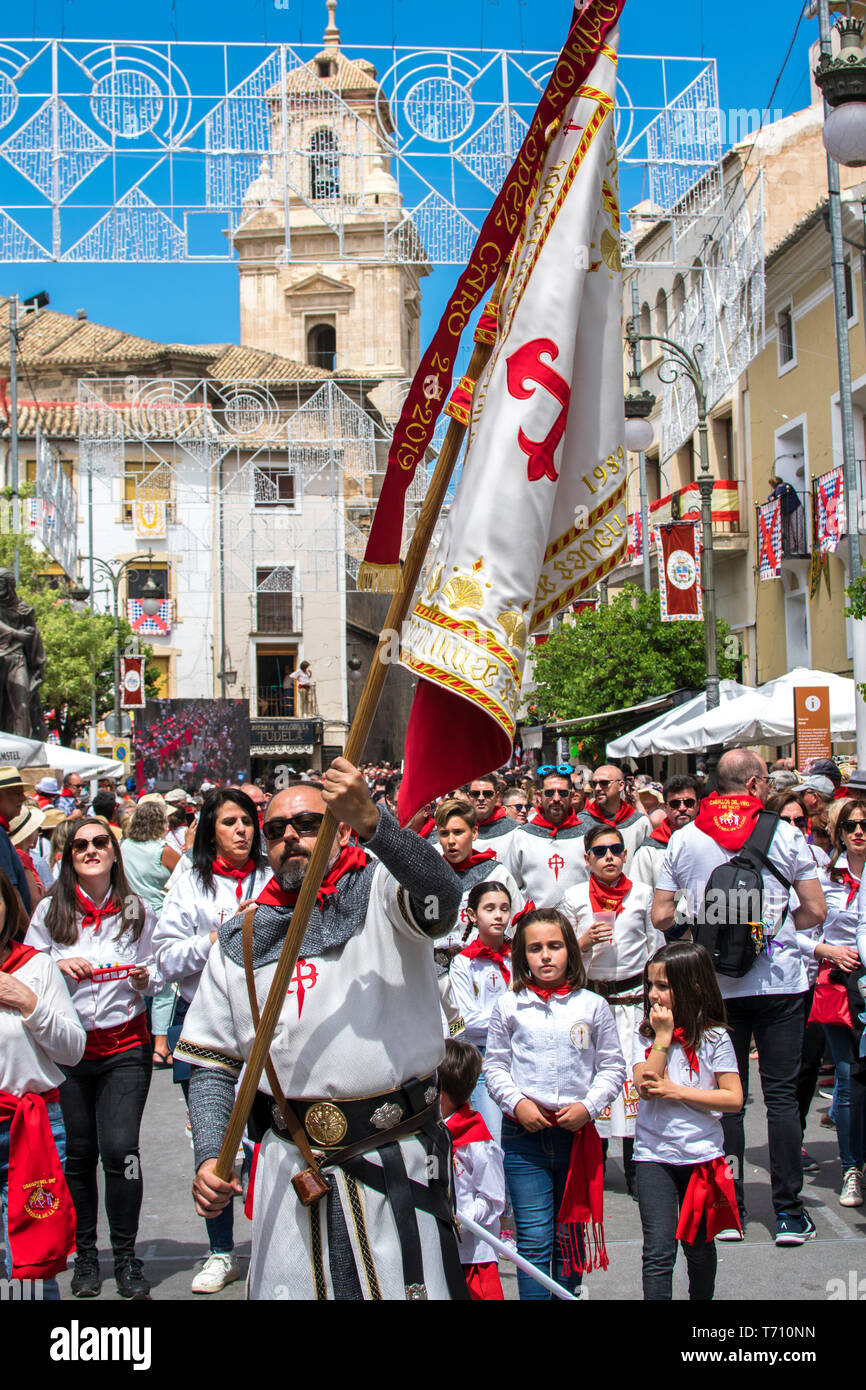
{"left": 59, "top": 1046, "right": 151, "bottom": 1260}
{"left": 0, "top": 1099, "right": 65, "bottom": 1300}
{"left": 179, "top": 1076, "right": 234, "bottom": 1254}
{"left": 720, "top": 992, "right": 806, "bottom": 1216}
{"left": 636, "top": 1160, "right": 716, "bottom": 1301}
{"left": 823, "top": 1024, "right": 866, "bottom": 1175}
{"left": 501, "top": 1117, "right": 583, "bottom": 1300}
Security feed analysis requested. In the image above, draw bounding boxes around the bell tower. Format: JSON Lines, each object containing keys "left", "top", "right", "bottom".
{"left": 233, "top": 1, "right": 429, "bottom": 379}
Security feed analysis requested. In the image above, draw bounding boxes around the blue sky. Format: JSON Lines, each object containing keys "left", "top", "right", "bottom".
{"left": 1, "top": 0, "right": 816, "bottom": 351}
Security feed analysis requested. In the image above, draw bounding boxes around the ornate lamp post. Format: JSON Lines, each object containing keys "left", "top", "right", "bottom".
{"left": 625, "top": 320, "right": 720, "bottom": 713}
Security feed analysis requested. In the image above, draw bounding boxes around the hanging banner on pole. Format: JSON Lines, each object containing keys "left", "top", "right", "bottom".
{"left": 757, "top": 499, "right": 782, "bottom": 580}
{"left": 120, "top": 656, "right": 146, "bottom": 709}
{"left": 814, "top": 466, "right": 844, "bottom": 555}
{"left": 655, "top": 522, "right": 702, "bottom": 621}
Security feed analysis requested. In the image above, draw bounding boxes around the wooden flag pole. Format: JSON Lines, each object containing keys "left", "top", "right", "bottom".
{"left": 213, "top": 271, "right": 507, "bottom": 1181}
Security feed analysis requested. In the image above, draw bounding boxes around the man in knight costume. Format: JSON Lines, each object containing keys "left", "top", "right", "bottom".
{"left": 177, "top": 757, "right": 467, "bottom": 1300}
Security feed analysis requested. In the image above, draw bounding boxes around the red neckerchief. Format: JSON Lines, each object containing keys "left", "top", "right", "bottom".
{"left": 451, "top": 848, "right": 498, "bottom": 874}
{"left": 535, "top": 1114, "right": 607, "bottom": 1276}
{"left": 529, "top": 810, "right": 580, "bottom": 836}
{"left": 527, "top": 982, "right": 572, "bottom": 1003}
{"left": 1, "top": 941, "right": 38, "bottom": 974}
{"left": 0, "top": 814, "right": 10, "bottom": 832}
{"left": 416, "top": 816, "right": 436, "bottom": 839}
{"left": 74, "top": 885, "right": 122, "bottom": 931}
{"left": 16, "top": 848, "right": 37, "bottom": 877}
{"left": 694, "top": 793, "right": 763, "bottom": 851}
{"left": 462, "top": 939, "right": 511, "bottom": 983}
{"left": 676, "top": 1157, "right": 741, "bottom": 1243}
{"left": 650, "top": 818, "right": 675, "bottom": 846}
{"left": 583, "top": 800, "right": 634, "bottom": 828}
{"left": 839, "top": 868, "right": 861, "bottom": 908}
{"left": 213, "top": 856, "right": 257, "bottom": 902}
{"left": 445, "top": 1104, "right": 494, "bottom": 1150}
{"left": 0, "top": 1089, "right": 76, "bottom": 1280}
{"left": 588, "top": 873, "right": 632, "bottom": 917}
{"left": 479, "top": 806, "right": 508, "bottom": 825}
{"left": 256, "top": 844, "right": 368, "bottom": 908}
{"left": 643, "top": 1026, "right": 700, "bottom": 1075}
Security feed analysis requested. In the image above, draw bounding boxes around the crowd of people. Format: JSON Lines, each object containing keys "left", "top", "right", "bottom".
{"left": 1, "top": 744, "right": 865, "bottom": 1302}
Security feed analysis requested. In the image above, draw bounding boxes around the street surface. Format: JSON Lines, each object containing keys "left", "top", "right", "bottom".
{"left": 11, "top": 1062, "right": 861, "bottom": 1304}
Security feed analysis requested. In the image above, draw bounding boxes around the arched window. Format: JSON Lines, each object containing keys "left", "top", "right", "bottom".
{"left": 671, "top": 274, "right": 685, "bottom": 320}
{"left": 309, "top": 127, "right": 339, "bottom": 201}
{"left": 639, "top": 301, "right": 651, "bottom": 339}
{"left": 654, "top": 288, "right": 668, "bottom": 337}
{"left": 307, "top": 323, "right": 336, "bottom": 370}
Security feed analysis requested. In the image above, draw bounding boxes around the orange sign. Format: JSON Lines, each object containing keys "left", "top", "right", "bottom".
{"left": 794, "top": 686, "right": 832, "bottom": 771}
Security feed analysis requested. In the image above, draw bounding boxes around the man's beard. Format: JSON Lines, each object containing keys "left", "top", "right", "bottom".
{"left": 273, "top": 843, "right": 338, "bottom": 892}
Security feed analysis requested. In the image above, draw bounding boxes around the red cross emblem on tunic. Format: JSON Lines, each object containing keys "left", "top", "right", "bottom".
{"left": 286, "top": 958, "right": 318, "bottom": 1019}
{"left": 548, "top": 852, "right": 565, "bottom": 881}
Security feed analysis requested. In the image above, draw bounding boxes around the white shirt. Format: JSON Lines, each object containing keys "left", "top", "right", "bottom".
{"left": 501, "top": 823, "right": 589, "bottom": 908}
{"left": 447, "top": 1123, "right": 506, "bottom": 1266}
{"left": 656, "top": 817, "right": 819, "bottom": 999}
{"left": 26, "top": 893, "right": 161, "bottom": 1031}
{"left": 440, "top": 862, "right": 524, "bottom": 952}
{"left": 558, "top": 880, "right": 663, "bottom": 982}
{"left": 629, "top": 837, "right": 670, "bottom": 892}
{"left": 820, "top": 855, "right": 862, "bottom": 948}
{"left": 448, "top": 949, "right": 512, "bottom": 1046}
{"left": 0, "top": 950, "right": 86, "bottom": 1096}
{"left": 154, "top": 864, "right": 272, "bottom": 1002}
{"left": 632, "top": 1024, "right": 738, "bottom": 1165}
{"left": 483, "top": 988, "right": 626, "bottom": 1120}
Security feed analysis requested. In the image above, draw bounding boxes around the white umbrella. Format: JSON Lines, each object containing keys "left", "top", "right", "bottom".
{"left": 664, "top": 667, "right": 857, "bottom": 751}
{"left": 606, "top": 680, "right": 750, "bottom": 758}
{"left": 0, "top": 732, "right": 123, "bottom": 779}
{"left": 0, "top": 733, "right": 50, "bottom": 768}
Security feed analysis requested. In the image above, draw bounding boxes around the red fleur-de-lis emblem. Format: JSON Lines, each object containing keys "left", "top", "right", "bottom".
{"left": 286, "top": 958, "right": 318, "bottom": 1019}
{"left": 506, "top": 338, "right": 572, "bottom": 483}
{"left": 548, "top": 853, "right": 565, "bottom": 881}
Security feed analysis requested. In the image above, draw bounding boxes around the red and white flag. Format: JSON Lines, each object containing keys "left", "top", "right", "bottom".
{"left": 655, "top": 522, "right": 702, "bottom": 622}
{"left": 397, "top": 31, "right": 625, "bottom": 822}
{"left": 120, "top": 656, "right": 146, "bottom": 709}
{"left": 815, "top": 466, "right": 845, "bottom": 554}
{"left": 757, "top": 498, "right": 782, "bottom": 581}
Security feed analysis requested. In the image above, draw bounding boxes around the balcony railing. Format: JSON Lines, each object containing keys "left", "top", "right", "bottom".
{"left": 756, "top": 489, "right": 809, "bottom": 562}
{"left": 255, "top": 684, "right": 319, "bottom": 718}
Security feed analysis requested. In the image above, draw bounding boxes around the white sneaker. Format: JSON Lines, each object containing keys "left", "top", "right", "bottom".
{"left": 840, "top": 1168, "right": 863, "bottom": 1208}
{"left": 191, "top": 1252, "right": 241, "bottom": 1294}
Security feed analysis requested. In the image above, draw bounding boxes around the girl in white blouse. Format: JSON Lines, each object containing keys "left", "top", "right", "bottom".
{"left": 484, "top": 908, "right": 625, "bottom": 1299}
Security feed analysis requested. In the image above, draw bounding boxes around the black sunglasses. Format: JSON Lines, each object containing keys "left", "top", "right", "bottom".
{"left": 466, "top": 789, "right": 496, "bottom": 798}
{"left": 668, "top": 798, "right": 697, "bottom": 810}
{"left": 71, "top": 834, "right": 112, "bottom": 854}
{"left": 262, "top": 813, "right": 325, "bottom": 842}
{"left": 781, "top": 814, "right": 808, "bottom": 829}
{"left": 841, "top": 819, "right": 866, "bottom": 835}
{"left": 508, "top": 802, "right": 529, "bottom": 811}
{"left": 537, "top": 764, "right": 572, "bottom": 776}
{"left": 587, "top": 842, "right": 624, "bottom": 858}
{"left": 541, "top": 788, "right": 571, "bottom": 798}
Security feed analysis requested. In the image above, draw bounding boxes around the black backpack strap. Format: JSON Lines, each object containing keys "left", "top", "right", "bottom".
{"left": 740, "top": 811, "right": 792, "bottom": 894}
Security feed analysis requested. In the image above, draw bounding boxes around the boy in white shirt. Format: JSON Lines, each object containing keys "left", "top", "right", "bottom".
{"left": 440, "top": 1038, "right": 506, "bottom": 1301}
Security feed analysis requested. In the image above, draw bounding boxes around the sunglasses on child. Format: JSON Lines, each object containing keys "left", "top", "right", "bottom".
{"left": 587, "top": 842, "right": 625, "bottom": 859}
{"left": 262, "top": 813, "right": 325, "bottom": 841}
{"left": 71, "top": 834, "right": 113, "bottom": 854}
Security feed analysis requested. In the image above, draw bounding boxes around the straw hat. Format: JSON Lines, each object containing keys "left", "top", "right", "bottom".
{"left": 9, "top": 805, "right": 46, "bottom": 843}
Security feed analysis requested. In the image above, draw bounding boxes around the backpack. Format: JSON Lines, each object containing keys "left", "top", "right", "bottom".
{"left": 692, "top": 811, "right": 792, "bottom": 979}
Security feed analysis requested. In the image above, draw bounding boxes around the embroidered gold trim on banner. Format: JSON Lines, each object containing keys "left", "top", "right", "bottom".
{"left": 411, "top": 601, "right": 520, "bottom": 683}
{"left": 543, "top": 473, "right": 627, "bottom": 563}
{"left": 402, "top": 657, "right": 514, "bottom": 736}
{"left": 344, "top": 1174, "right": 383, "bottom": 1301}
{"left": 531, "top": 542, "right": 627, "bottom": 630}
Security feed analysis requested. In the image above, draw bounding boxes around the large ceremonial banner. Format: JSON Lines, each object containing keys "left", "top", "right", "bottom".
{"left": 397, "top": 32, "right": 625, "bottom": 820}
{"left": 134, "top": 699, "right": 250, "bottom": 792}
{"left": 655, "top": 522, "right": 702, "bottom": 622}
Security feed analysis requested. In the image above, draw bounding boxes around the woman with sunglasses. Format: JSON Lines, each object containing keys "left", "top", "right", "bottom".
{"left": 559, "top": 823, "right": 664, "bottom": 1198}
{"left": 25, "top": 818, "right": 160, "bottom": 1299}
{"left": 766, "top": 789, "right": 832, "bottom": 1166}
{"left": 812, "top": 799, "right": 866, "bottom": 1206}
{"left": 153, "top": 788, "right": 270, "bottom": 1294}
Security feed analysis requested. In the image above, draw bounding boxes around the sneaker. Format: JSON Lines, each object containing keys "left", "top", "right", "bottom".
{"left": 191, "top": 1251, "right": 241, "bottom": 1294}
{"left": 114, "top": 1256, "right": 151, "bottom": 1299}
{"left": 840, "top": 1168, "right": 863, "bottom": 1207}
{"left": 70, "top": 1252, "right": 101, "bottom": 1298}
{"left": 818, "top": 1087, "right": 836, "bottom": 1102}
{"left": 716, "top": 1218, "right": 745, "bottom": 1242}
{"left": 774, "top": 1211, "right": 817, "bottom": 1245}
{"left": 801, "top": 1147, "right": 820, "bottom": 1174}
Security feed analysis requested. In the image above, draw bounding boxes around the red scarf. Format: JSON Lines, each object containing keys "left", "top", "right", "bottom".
{"left": 675, "top": 1156, "right": 741, "bottom": 1243}
{"left": 527, "top": 982, "right": 572, "bottom": 1003}
{"left": 529, "top": 811, "right": 580, "bottom": 835}
{"left": 213, "top": 856, "right": 257, "bottom": 902}
{"left": 537, "top": 1114, "right": 607, "bottom": 1276}
{"left": 256, "top": 844, "right": 368, "bottom": 908}
{"left": 74, "top": 885, "right": 122, "bottom": 931}
{"left": 416, "top": 816, "right": 436, "bottom": 840}
{"left": 583, "top": 800, "right": 634, "bottom": 828}
{"left": 588, "top": 873, "right": 632, "bottom": 917}
{"left": 694, "top": 793, "right": 763, "bottom": 851}
{"left": 445, "top": 1104, "right": 494, "bottom": 1150}
{"left": 451, "top": 849, "right": 498, "bottom": 875}
{"left": 839, "top": 868, "right": 862, "bottom": 908}
{"left": 480, "top": 806, "right": 508, "bottom": 825}
{"left": 0, "top": 940, "right": 76, "bottom": 1280}
{"left": 643, "top": 1026, "right": 700, "bottom": 1076}
{"left": 462, "top": 939, "right": 511, "bottom": 984}
{"left": 0, "top": 813, "right": 10, "bottom": 832}
{"left": 650, "top": 818, "right": 675, "bottom": 846}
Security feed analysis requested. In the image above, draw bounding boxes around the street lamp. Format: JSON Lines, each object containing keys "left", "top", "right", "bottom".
{"left": 625, "top": 319, "right": 720, "bottom": 714}
{"left": 75, "top": 550, "right": 159, "bottom": 734}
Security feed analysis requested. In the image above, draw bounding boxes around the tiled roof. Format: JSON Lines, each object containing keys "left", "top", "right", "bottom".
{"left": 271, "top": 48, "right": 379, "bottom": 99}
{"left": 209, "top": 345, "right": 331, "bottom": 382}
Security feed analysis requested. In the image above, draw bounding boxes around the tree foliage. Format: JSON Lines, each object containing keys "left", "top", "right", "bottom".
{"left": 528, "top": 583, "right": 740, "bottom": 762}
{"left": 0, "top": 534, "right": 161, "bottom": 745}
{"left": 845, "top": 577, "right": 866, "bottom": 699}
